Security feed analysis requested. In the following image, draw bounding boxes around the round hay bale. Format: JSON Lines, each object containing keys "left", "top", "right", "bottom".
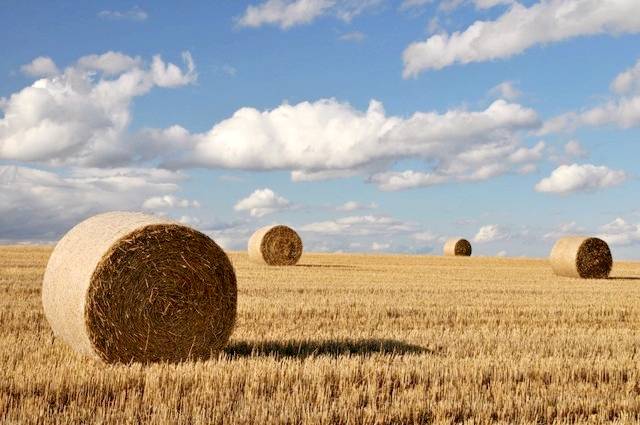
{"left": 248, "top": 225, "right": 303, "bottom": 266}
{"left": 549, "top": 236, "right": 612, "bottom": 279}
{"left": 443, "top": 238, "right": 472, "bottom": 257}
{"left": 42, "top": 211, "right": 237, "bottom": 364}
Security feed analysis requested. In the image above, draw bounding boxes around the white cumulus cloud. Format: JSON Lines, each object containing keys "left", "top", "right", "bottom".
{"left": 236, "top": 0, "right": 381, "bottom": 29}
{"left": 611, "top": 58, "right": 640, "bottom": 95}
{"left": 142, "top": 195, "right": 200, "bottom": 210}
{"left": 371, "top": 170, "right": 449, "bottom": 191}
{"left": 489, "top": 81, "right": 521, "bottom": 100}
{"left": 21, "top": 57, "right": 59, "bottom": 77}
{"left": 0, "top": 165, "right": 183, "bottom": 241}
{"left": 156, "top": 98, "right": 539, "bottom": 190}
{"left": 564, "top": 140, "right": 587, "bottom": 158}
{"left": 298, "top": 213, "right": 437, "bottom": 253}
{"left": 234, "top": 188, "right": 290, "bottom": 217}
{"left": 76, "top": 51, "right": 142, "bottom": 75}
{"left": 598, "top": 217, "right": 640, "bottom": 246}
{"left": 540, "top": 58, "right": 640, "bottom": 134}
{"left": 0, "top": 52, "right": 196, "bottom": 166}
{"left": 371, "top": 141, "right": 544, "bottom": 191}
{"left": 474, "top": 224, "right": 509, "bottom": 243}
{"left": 403, "top": 0, "right": 640, "bottom": 77}
{"left": 5, "top": 52, "right": 544, "bottom": 192}
{"left": 151, "top": 52, "right": 197, "bottom": 87}
{"left": 543, "top": 221, "right": 585, "bottom": 240}
{"left": 371, "top": 242, "right": 390, "bottom": 251}
{"left": 411, "top": 231, "right": 440, "bottom": 242}
{"left": 336, "top": 201, "right": 377, "bottom": 211}
{"left": 534, "top": 164, "right": 627, "bottom": 194}
{"left": 301, "top": 215, "right": 415, "bottom": 235}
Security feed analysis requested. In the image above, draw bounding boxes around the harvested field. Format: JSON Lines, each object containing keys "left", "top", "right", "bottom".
{"left": 2, "top": 245, "right": 640, "bottom": 424}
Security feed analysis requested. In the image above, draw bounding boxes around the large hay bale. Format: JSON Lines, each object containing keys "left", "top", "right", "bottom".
{"left": 42, "top": 212, "right": 237, "bottom": 364}
{"left": 443, "top": 238, "right": 472, "bottom": 256}
{"left": 248, "top": 225, "right": 303, "bottom": 266}
{"left": 549, "top": 236, "right": 612, "bottom": 279}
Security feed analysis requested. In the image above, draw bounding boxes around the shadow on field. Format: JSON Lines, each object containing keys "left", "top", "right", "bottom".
{"left": 295, "top": 264, "right": 356, "bottom": 269}
{"left": 224, "top": 338, "right": 435, "bottom": 359}
{"left": 608, "top": 277, "right": 640, "bottom": 281}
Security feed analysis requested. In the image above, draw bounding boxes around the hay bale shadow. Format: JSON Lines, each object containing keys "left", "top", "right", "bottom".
{"left": 224, "top": 338, "right": 437, "bottom": 359}
{"left": 608, "top": 277, "right": 640, "bottom": 281}
{"left": 295, "top": 264, "right": 356, "bottom": 269}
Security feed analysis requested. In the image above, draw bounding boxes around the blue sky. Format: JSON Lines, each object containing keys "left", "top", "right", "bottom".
{"left": 1, "top": 0, "right": 640, "bottom": 258}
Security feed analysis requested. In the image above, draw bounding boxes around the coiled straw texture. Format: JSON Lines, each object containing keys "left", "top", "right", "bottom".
{"left": 248, "top": 225, "right": 303, "bottom": 266}
{"left": 42, "top": 212, "right": 237, "bottom": 364}
{"left": 549, "top": 236, "right": 612, "bottom": 279}
{"left": 443, "top": 238, "right": 472, "bottom": 257}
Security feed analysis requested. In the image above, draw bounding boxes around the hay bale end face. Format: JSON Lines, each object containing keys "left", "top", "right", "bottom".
{"left": 443, "top": 238, "right": 472, "bottom": 257}
{"left": 248, "top": 225, "right": 303, "bottom": 266}
{"left": 42, "top": 212, "right": 237, "bottom": 364}
{"left": 549, "top": 236, "right": 612, "bottom": 279}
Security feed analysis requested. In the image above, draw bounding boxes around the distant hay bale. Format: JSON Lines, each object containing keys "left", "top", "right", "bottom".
{"left": 549, "top": 236, "right": 612, "bottom": 279}
{"left": 443, "top": 238, "right": 472, "bottom": 257}
{"left": 41, "top": 212, "right": 237, "bottom": 364}
{"left": 248, "top": 225, "right": 303, "bottom": 266}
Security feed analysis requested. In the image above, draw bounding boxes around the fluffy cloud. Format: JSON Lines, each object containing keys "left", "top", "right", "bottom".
{"left": 151, "top": 52, "right": 197, "bottom": 87}
{"left": 301, "top": 215, "right": 415, "bottom": 236}
{"left": 540, "top": 57, "right": 640, "bottom": 134}
{"left": 370, "top": 170, "right": 448, "bottom": 191}
{"left": 0, "top": 52, "right": 196, "bottom": 166}
{"left": 76, "top": 52, "right": 142, "bottom": 75}
{"left": 564, "top": 140, "right": 587, "bottom": 158}
{"left": 598, "top": 217, "right": 640, "bottom": 246}
{"left": 98, "top": 7, "right": 148, "bottom": 22}
{"left": 195, "top": 212, "right": 428, "bottom": 254}
{"left": 543, "top": 221, "right": 585, "bottom": 240}
{"left": 489, "top": 81, "right": 521, "bottom": 101}
{"left": 542, "top": 98, "right": 640, "bottom": 132}
{"left": 371, "top": 242, "right": 390, "bottom": 251}
{"left": 5, "top": 52, "right": 543, "bottom": 193}
{"left": 21, "top": 57, "right": 59, "bottom": 77}
{"left": 411, "top": 231, "right": 440, "bottom": 242}
{"left": 336, "top": 201, "right": 377, "bottom": 211}
{"left": 142, "top": 195, "right": 200, "bottom": 210}
{"left": 334, "top": 0, "right": 383, "bottom": 21}
{"left": 234, "top": 188, "right": 290, "bottom": 217}
{"left": 0, "top": 165, "right": 183, "bottom": 240}
{"left": 403, "top": 0, "right": 640, "bottom": 77}
{"left": 158, "top": 98, "right": 539, "bottom": 190}
{"left": 178, "top": 216, "right": 202, "bottom": 226}
{"left": 298, "top": 214, "right": 428, "bottom": 252}
{"left": 198, "top": 211, "right": 411, "bottom": 253}
{"left": 473, "top": 224, "right": 509, "bottom": 243}
{"left": 534, "top": 164, "right": 627, "bottom": 194}
{"left": 237, "top": 0, "right": 333, "bottom": 28}
{"left": 611, "top": 59, "right": 640, "bottom": 95}
{"left": 371, "top": 141, "right": 544, "bottom": 190}
{"left": 236, "top": 0, "right": 381, "bottom": 29}
{"left": 291, "top": 168, "right": 362, "bottom": 182}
